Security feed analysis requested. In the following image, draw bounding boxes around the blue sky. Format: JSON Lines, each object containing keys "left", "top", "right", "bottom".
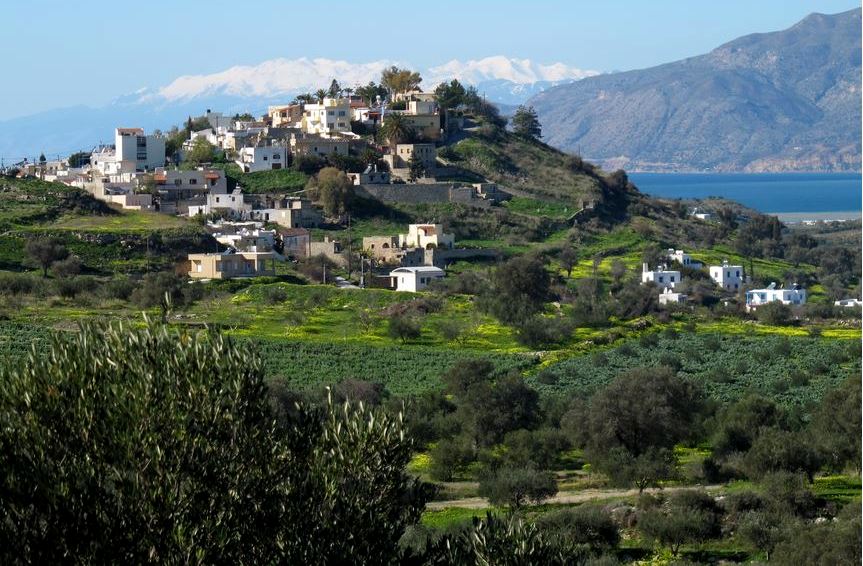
{"left": 1, "top": 0, "right": 858, "bottom": 120}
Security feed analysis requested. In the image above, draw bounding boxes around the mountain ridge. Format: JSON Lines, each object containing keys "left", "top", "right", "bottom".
{"left": 528, "top": 9, "right": 862, "bottom": 173}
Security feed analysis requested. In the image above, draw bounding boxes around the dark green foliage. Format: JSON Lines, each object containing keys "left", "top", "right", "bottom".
{"left": 130, "top": 271, "right": 190, "bottom": 318}
{"left": 585, "top": 367, "right": 703, "bottom": 490}
{"left": 511, "top": 105, "right": 542, "bottom": 139}
{"left": 535, "top": 505, "right": 620, "bottom": 552}
{"left": 424, "top": 513, "right": 575, "bottom": 565}
{"left": 481, "top": 255, "right": 551, "bottom": 324}
{"left": 429, "top": 436, "right": 474, "bottom": 481}
{"left": 24, "top": 237, "right": 67, "bottom": 277}
{"left": 67, "top": 151, "right": 90, "bottom": 168}
{"left": 309, "top": 167, "right": 355, "bottom": 216}
{"left": 388, "top": 312, "right": 422, "bottom": 343}
{"left": 0, "top": 321, "right": 431, "bottom": 563}
{"left": 771, "top": 502, "right": 861, "bottom": 566}
{"left": 497, "top": 428, "right": 571, "bottom": 470}
{"left": 754, "top": 301, "right": 793, "bottom": 325}
{"left": 743, "top": 428, "right": 823, "bottom": 482}
{"left": 434, "top": 79, "right": 468, "bottom": 109}
{"left": 531, "top": 334, "right": 861, "bottom": 410}
{"left": 638, "top": 491, "right": 723, "bottom": 556}
{"left": 809, "top": 376, "right": 861, "bottom": 472}
{"left": 478, "top": 467, "right": 558, "bottom": 508}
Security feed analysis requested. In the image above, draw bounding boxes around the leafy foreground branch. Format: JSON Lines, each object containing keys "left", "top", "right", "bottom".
{"left": 0, "top": 321, "right": 434, "bottom": 563}
{"left": 0, "top": 321, "right": 593, "bottom": 565}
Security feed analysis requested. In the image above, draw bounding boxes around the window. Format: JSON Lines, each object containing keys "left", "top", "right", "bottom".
{"left": 272, "top": 153, "right": 280, "bottom": 159}
{"left": 338, "top": 111, "right": 346, "bottom": 116}
{"left": 263, "top": 156, "right": 268, "bottom": 161}
{"left": 735, "top": 270, "right": 740, "bottom": 277}
{"left": 189, "top": 179, "right": 197, "bottom": 185}
{"left": 670, "top": 276, "right": 676, "bottom": 282}
{"left": 327, "top": 110, "right": 334, "bottom": 116}
{"left": 658, "top": 276, "right": 664, "bottom": 283}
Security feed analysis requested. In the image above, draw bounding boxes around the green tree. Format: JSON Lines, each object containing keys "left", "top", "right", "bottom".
{"left": 310, "top": 166, "right": 355, "bottom": 217}
{"left": 743, "top": 428, "right": 823, "bottom": 483}
{"left": 585, "top": 367, "right": 703, "bottom": 491}
{"left": 314, "top": 88, "right": 328, "bottom": 103}
{"left": 388, "top": 312, "right": 422, "bottom": 343}
{"left": 434, "top": 79, "right": 467, "bottom": 109}
{"left": 327, "top": 79, "right": 341, "bottom": 98}
{"left": 407, "top": 153, "right": 426, "bottom": 181}
{"left": 481, "top": 255, "right": 551, "bottom": 324}
{"left": 771, "top": 502, "right": 861, "bottom": 566}
{"left": 185, "top": 137, "right": 216, "bottom": 164}
{"left": 559, "top": 246, "right": 578, "bottom": 278}
{"left": 379, "top": 113, "right": 416, "bottom": 146}
{"left": 511, "top": 105, "right": 542, "bottom": 138}
{"left": 355, "top": 81, "right": 387, "bottom": 105}
{"left": 478, "top": 467, "right": 558, "bottom": 508}
{"left": 24, "top": 237, "right": 68, "bottom": 277}
{"left": 809, "top": 376, "right": 861, "bottom": 472}
{"left": 380, "top": 66, "right": 422, "bottom": 95}
{"left": 0, "top": 321, "right": 431, "bottom": 564}
{"left": 638, "top": 491, "right": 723, "bottom": 556}
{"left": 535, "top": 505, "right": 620, "bottom": 552}
{"left": 67, "top": 151, "right": 91, "bottom": 168}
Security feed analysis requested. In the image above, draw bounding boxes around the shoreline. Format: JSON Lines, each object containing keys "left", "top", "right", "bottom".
{"left": 769, "top": 211, "right": 861, "bottom": 223}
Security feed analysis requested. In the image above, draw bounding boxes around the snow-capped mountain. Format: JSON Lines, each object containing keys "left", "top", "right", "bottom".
{"left": 0, "top": 56, "right": 598, "bottom": 158}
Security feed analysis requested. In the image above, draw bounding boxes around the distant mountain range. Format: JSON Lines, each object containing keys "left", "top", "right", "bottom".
{"left": 529, "top": 9, "right": 862, "bottom": 172}
{"left": 0, "top": 56, "right": 597, "bottom": 161}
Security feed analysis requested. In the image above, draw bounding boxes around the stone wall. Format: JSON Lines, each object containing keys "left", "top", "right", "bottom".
{"left": 357, "top": 183, "right": 492, "bottom": 208}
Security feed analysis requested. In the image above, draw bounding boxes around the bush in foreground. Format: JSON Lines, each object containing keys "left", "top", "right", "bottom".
{"left": 0, "top": 320, "right": 430, "bottom": 563}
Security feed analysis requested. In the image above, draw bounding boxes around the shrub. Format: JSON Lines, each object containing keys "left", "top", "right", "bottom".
{"left": 755, "top": 302, "right": 793, "bottom": 326}
{"left": 388, "top": 313, "right": 422, "bottom": 343}
{"left": 477, "top": 467, "right": 558, "bottom": 508}
{"left": 0, "top": 321, "right": 431, "bottom": 563}
{"left": 535, "top": 505, "right": 620, "bottom": 551}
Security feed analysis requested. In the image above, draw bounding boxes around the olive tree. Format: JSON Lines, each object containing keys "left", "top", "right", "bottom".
{"left": 0, "top": 320, "right": 430, "bottom": 564}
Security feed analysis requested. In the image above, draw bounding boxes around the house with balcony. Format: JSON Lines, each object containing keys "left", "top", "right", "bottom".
{"left": 746, "top": 283, "right": 807, "bottom": 311}
{"left": 90, "top": 128, "right": 165, "bottom": 175}
{"left": 268, "top": 103, "right": 304, "bottom": 127}
{"left": 301, "top": 98, "right": 352, "bottom": 135}
{"left": 235, "top": 145, "right": 289, "bottom": 172}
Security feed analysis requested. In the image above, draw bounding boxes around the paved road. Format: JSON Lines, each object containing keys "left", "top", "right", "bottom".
{"left": 426, "top": 484, "right": 724, "bottom": 510}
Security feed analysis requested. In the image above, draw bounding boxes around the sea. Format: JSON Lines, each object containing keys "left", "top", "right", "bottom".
{"left": 629, "top": 173, "right": 862, "bottom": 223}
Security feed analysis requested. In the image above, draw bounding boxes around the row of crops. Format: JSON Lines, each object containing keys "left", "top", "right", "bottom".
{"left": 2, "top": 321, "right": 858, "bottom": 406}
{"left": 532, "top": 332, "right": 861, "bottom": 409}
{"left": 0, "top": 321, "right": 536, "bottom": 396}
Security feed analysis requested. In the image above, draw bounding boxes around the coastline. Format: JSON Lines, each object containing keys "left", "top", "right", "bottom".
{"left": 770, "top": 211, "right": 862, "bottom": 223}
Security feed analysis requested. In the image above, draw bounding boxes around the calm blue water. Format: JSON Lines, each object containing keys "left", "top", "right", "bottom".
{"left": 629, "top": 173, "right": 862, "bottom": 214}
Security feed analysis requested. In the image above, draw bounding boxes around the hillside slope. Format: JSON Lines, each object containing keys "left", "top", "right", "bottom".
{"left": 530, "top": 9, "right": 861, "bottom": 172}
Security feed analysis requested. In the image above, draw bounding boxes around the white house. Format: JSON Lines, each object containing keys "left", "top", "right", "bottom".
{"left": 641, "top": 263, "right": 681, "bottom": 289}
{"left": 746, "top": 283, "right": 806, "bottom": 311}
{"left": 236, "top": 145, "right": 289, "bottom": 172}
{"left": 214, "top": 228, "right": 276, "bottom": 253}
{"left": 301, "top": 98, "right": 352, "bottom": 135}
{"left": 188, "top": 189, "right": 251, "bottom": 219}
{"left": 834, "top": 298, "right": 862, "bottom": 308}
{"left": 390, "top": 266, "right": 445, "bottom": 292}
{"left": 658, "top": 287, "right": 688, "bottom": 305}
{"left": 398, "top": 224, "right": 454, "bottom": 250}
{"left": 90, "top": 128, "right": 165, "bottom": 175}
{"left": 710, "top": 260, "right": 744, "bottom": 291}
{"left": 666, "top": 249, "right": 702, "bottom": 269}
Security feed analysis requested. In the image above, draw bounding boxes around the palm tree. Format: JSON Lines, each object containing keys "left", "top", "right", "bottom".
{"left": 314, "top": 89, "right": 328, "bottom": 103}
{"left": 379, "top": 113, "right": 415, "bottom": 147}
{"left": 294, "top": 93, "right": 314, "bottom": 105}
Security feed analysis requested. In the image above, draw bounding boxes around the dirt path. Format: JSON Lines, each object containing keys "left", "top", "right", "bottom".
{"left": 426, "top": 484, "right": 724, "bottom": 510}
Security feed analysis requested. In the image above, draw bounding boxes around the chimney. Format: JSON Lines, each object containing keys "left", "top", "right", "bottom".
{"left": 642, "top": 263, "right": 649, "bottom": 273}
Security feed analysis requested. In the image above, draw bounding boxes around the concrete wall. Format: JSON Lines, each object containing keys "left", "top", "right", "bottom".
{"left": 357, "top": 183, "right": 492, "bottom": 208}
